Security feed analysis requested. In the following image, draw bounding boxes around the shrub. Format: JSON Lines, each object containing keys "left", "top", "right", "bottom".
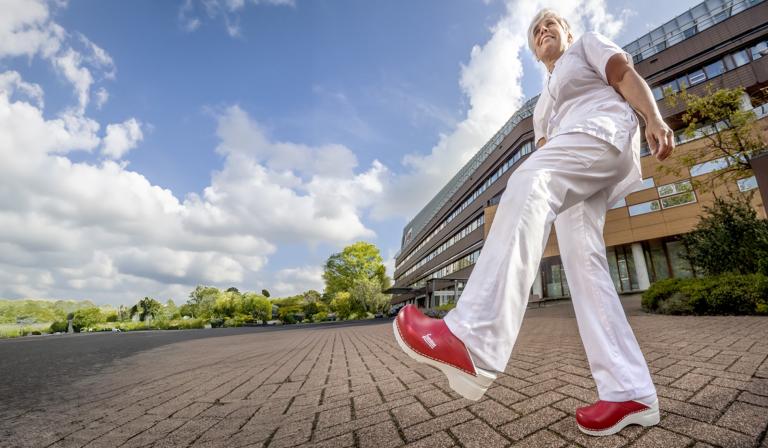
{"left": 643, "top": 273, "right": 768, "bottom": 315}
{"left": 312, "top": 312, "right": 328, "bottom": 323}
{"left": 49, "top": 320, "right": 68, "bottom": 333}
{"left": 209, "top": 317, "right": 225, "bottom": 328}
{"left": 224, "top": 317, "right": 244, "bottom": 327}
{"left": 641, "top": 278, "right": 686, "bottom": 312}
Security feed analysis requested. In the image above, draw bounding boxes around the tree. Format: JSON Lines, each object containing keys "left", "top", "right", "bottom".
{"left": 330, "top": 291, "right": 353, "bottom": 320}
{"left": 323, "top": 242, "right": 390, "bottom": 297}
{"left": 303, "top": 290, "right": 321, "bottom": 303}
{"left": 130, "top": 297, "right": 163, "bottom": 322}
{"left": 241, "top": 293, "right": 271, "bottom": 324}
{"left": 350, "top": 278, "right": 392, "bottom": 315}
{"left": 72, "top": 307, "right": 103, "bottom": 332}
{"left": 261, "top": 289, "right": 270, "bottom": 298}
{"left": 682, "top": 193, "right": 768, "bottom": 276}
{"left": 188, "top": 285, "right": 220, "bottom": 319}
{"left": 164, "top": 299, "right": 180, "bottom": 320}
{"left": 662, "top": 86, "right": 764, "bottom": 192}
{"left": 213, "top": 290, "right": 241, "bottom": 318}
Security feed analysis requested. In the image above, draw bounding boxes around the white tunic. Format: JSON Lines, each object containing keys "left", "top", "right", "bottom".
{"left": 532, "top": 31, "right": 643, "bottom": 207}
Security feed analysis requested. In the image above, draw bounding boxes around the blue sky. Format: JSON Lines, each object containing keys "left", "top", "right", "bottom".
{"left": 0, "top": 0, "right": 702, "bottom": 305}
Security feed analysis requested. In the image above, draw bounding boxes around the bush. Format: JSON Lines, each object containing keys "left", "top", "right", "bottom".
{"left": 209, "top": 317, "right": 225, "bottom": 328}
{"left": 642, "top": 273, "right": 768, "bottom": 315}
{"left": 49, "top": 320, "right": 68, "bottom": 333}
{"left": 224, "top": 317, "right": 244, "bottom": 327}
{"left": 312, "top": 312, "right": 329, "bottom": 323}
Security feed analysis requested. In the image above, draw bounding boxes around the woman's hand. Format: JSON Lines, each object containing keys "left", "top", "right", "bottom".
{"left": 644, "top": 115, "right": 674, "bottom": 161}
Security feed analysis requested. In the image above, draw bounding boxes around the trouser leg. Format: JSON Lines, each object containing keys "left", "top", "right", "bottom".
{"left": 443, "top": 133, "right": 633, "bottom": 372}
{"left": 554, "top": 193, "right": 657, "bottom": 402}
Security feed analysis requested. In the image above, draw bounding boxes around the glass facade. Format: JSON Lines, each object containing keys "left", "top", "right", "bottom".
{"left": 541, "top": 257, "right": 570, "bottom": 298}
{"left": 607, "top": 245, "right": 639, "bottom": 292}
{"left": 538, "top": 238, "right": 698, "bottom": 298}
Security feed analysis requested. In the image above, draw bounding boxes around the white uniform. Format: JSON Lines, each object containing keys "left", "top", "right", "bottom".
{"left": 443, "top": 32, "right": 657, "bottom": 403}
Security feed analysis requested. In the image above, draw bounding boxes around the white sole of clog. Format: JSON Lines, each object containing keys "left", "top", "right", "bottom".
{"left": 392, "top": 319, "right": 496, "bottom": 401}
{"left": 577, "top": 399, "right": 660, "bottom": 436}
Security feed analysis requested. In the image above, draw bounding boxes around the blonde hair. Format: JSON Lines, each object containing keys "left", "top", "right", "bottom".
{"left": 527, "top": 9, "right": 573, "bottom": 55}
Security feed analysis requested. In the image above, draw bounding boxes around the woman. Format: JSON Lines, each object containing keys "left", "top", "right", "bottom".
{"left": 393, "top": 9, "right": 674, "bottom": 437}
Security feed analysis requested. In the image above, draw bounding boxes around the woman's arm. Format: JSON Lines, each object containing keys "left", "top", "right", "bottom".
{"left": 605, "top": 53, "right": 674, "bottom": 161}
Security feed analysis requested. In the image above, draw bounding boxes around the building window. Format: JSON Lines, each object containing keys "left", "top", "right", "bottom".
{"left": 704, "top": 60, "right": 725, "bottom": 78}
{"left": 690, "top": 157, "right": 728, "bottom": 176}
{"left": 725, "top": 49, "right": 750, "bottom": 70}
{"left": 688, "top": 69, "right": 706, "bottom": 86}
{"left": 661, "top": 191, "right": 697, "bottom": 209}
{"left": 607, "top": 245, "right": 639, "bottom": 292}
{"left": 638, "top": 177, "right": 656, "bottom": 191}
{"left": 752, "top": 41, "right": 768, "bottom": 60}
{"left": 628, "top": 200, "right": 661, "bottom": 216}
{"left": 665, "top": 239, "right": 695, "bottom": 278}
{"left": 661, "top": 79, "right": 679, "bottom": 94}
{"left": 657, "top": 179, "right": 692, "bottom": 197}
{"left": 610, "top": 197, "right": 626, "bottom": 210}
{"left": 652, "top": 86, "right": 664, "bottom": 101}
{"left": 643, "top": 239, "right": 670, "bottom": 283}
{"left": 737, "top": 175, "right": 758, "bottom": 192}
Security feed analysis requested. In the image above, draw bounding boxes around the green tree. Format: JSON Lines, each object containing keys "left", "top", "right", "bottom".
{"left": 323, "top": 242, "right": 390, "bottom": 297}
{"left": 130, "top": 297, "right": 163, "bottom": 322}
{"left": 350, "top": 277, "right": 391, "bottom": 315}
{"left": 187, "top": 285, "right": 220, "bottom": 319}
{"left": 72, "top": 307, "right": 103, "bottom": 332}
{"left": 213, "top": 290, "right": 242, "bottom": 318}
{"left": 682, "top": 193, "right": 768, "bottom": 276}
{"left": 241, "top": 293, "right": 271, "bottom": 323}
{"left": 662, "top": 86, "right": 764, "bottom": 192}
{"left": 330, "top": 291, "right": 353, "bottom": 320}
{"left": 164, "top": 299, "right": 180, "bottom": 320}
{"left": 261, "top": 289, "right": 270, "bottom": 298}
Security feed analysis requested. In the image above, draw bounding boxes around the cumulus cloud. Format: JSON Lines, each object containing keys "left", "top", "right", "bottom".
{"left": 372, "top": 0, "right": 626, "bottom": 222}
{"left": 102, "top": 118, "right": 143, "bottom": 159}
{"left": 270, "top": 266, "right": 325, "bottom": 297}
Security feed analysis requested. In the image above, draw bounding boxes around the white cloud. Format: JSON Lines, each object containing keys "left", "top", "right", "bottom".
{"left": 0, "top": 75, "right": 385, "bottom": 304}
{"left": 372, "top": 0, "right": 626, "bottom": 222}
{"left": 270, "top": 265, "right": 324, "bottom": 297}
{"left": 102, "top": 118, "right": 143, "bottom": 159}
{"left": 178, "top": 0, "right": 295, "bottom": 37}
{"left": 94, "top": 86, "right": 108, "bottom": 108}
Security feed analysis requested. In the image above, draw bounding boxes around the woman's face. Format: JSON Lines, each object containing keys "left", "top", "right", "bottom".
{"left": 533, "top": 16, "right": 570, "bottom": 63}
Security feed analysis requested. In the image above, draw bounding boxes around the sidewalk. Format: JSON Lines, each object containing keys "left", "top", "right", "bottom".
{"left": 2, "top": 295, "right": 768, "bottom": 447}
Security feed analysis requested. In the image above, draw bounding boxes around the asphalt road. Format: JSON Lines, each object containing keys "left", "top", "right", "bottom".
{"left": 0, "top": 319, "right": 389, "bottom": 413}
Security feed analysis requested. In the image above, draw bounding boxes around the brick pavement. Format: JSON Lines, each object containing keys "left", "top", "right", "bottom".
{"left": 2, "top": 295, "right": 768, "bottom": 448}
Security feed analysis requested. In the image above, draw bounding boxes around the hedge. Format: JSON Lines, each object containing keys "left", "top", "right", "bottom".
{"left": 642, "top": 273, "right": 768, "bottom": 315}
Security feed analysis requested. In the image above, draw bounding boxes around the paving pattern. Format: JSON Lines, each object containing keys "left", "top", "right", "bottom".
{"left": 2, "top": 295, "right": 768, "bottom": 448}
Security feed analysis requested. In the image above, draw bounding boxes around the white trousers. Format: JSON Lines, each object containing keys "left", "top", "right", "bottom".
{"left": 444, "top": 132, "right": 657, "bottom": 402}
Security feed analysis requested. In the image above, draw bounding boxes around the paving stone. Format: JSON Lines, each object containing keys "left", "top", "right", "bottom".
{"left": 403, "top": 409, "right": 474, "bottom": 442}
{"left": 631, "top": 427, "right": 691, "bottom": 447}
{"left": 670, "top": 373, "right": 711, "bottom": 392}
{"left": 403, "top": 431, "right": 456, "bottom": 448}
{"left": 485, "top": 385, "right": 527, "bottom": 407}
{"left": 513, "top": 429, "right": 567, "bottom": 447}
{"left": 499, "top": 407, "right": 566, "bottom": 441}
{"left": 469, "top": 398, "right": 518, "bottom": 427}
{"left": 659, "top": 415, "right": 756, "bottom": 448}
{"left": 511, "top": 391, "right": 566, "bottom": 414}
{"left": 716, "top": 401, "right": 768, "bottom": 437}
{"left": 449, "top": 418, "right": 509, "bottom": 448}
{"left": 356, "top": 419, "right": 403, "bottom": 448}
{"left": 689, "top": 384, "right": 739, "bottom": 409}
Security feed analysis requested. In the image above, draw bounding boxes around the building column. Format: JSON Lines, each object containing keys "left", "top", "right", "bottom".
{"left": 532, "top": 267, "right": 543, "bottom": 298}
{"left": 631, "top": 243, "right": 651, "bottom": 290}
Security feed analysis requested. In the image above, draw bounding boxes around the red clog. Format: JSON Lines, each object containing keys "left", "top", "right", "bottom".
{"left": 576, "top": 398, "right": 660, "bottom": 436}
{"left": 393, "top": 304, "right": 496, "bottom": 400}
